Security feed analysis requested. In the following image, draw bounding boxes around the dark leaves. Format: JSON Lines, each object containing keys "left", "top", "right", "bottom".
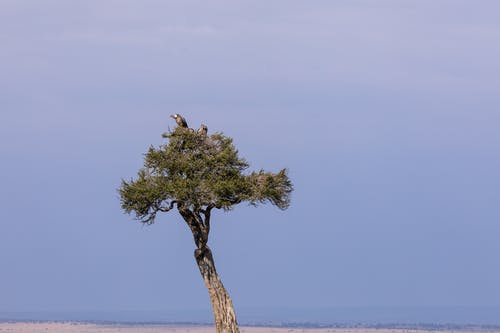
{"left": 119, "top": 126, "right": 293, "bottom": 224}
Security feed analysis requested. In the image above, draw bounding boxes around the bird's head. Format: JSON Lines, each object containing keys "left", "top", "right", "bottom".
{"left": 170, "top": 114, "right": 179, "bottom": 119}
{"left": 201, "top": 124, "right": 207, "bottom": 130}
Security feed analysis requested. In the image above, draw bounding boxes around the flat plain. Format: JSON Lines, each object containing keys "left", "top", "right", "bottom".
{"left": 1, "top": 324, "right": 499, "bottom": 333}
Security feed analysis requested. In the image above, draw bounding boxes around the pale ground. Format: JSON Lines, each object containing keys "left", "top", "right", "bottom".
{"left": 0, "top": 324, "right": 498, "bottom": 333}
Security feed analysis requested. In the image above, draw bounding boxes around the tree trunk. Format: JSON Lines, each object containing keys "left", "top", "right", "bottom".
{"left": 195, "top": 246, "right": 240, "bottom": 333}
{"left": 177, "top": 206, "right": 239, "bottom": 333}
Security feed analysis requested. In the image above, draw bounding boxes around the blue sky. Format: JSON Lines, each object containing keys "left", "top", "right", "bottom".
{"left": 1, "top": 0, "right": 499, "bottom": 319}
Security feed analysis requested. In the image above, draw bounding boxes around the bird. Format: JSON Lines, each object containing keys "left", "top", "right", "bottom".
{"left": 197, "top": 124, "right": 208, "bottom": 137}
{"left": 170, "top": 114, "right": 188, "bottom": 128}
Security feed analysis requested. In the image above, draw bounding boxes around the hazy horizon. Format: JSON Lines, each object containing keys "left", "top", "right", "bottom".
{"left": 2, "top": 306, "right": 500, "bottom": 326}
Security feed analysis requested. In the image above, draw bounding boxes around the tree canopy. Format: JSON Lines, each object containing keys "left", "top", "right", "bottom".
{"left": 119, "top": 127, "right": 293, "bottom": 224}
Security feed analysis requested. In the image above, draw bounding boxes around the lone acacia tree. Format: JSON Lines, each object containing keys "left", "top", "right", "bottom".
{"left": 119, "top": 116, "right": 293, "bottom": 333}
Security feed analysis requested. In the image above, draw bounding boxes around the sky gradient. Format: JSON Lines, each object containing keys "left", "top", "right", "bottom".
{"left": 1, "top": 0, "right": 499, "bottom": 321}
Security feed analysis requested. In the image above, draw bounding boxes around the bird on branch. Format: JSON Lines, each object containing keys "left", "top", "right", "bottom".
{"left": 170, "top": 114, "right": 188, "bottom": 128}
{"left": 197, "top": 124, "right": 208, "bottom": 137}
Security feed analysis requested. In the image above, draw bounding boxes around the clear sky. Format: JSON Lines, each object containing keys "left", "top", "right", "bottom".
{"left": 1, "top": 0, "right": 499, "bottom": 320}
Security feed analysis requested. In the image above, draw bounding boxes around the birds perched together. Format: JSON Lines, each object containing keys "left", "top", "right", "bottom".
{"left": 170, "top": 114, "right": 208, "bottom": 137}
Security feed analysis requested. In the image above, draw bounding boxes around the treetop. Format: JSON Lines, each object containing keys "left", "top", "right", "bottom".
{"left": 119, "top": 124, "right": 292, "bottom": 224}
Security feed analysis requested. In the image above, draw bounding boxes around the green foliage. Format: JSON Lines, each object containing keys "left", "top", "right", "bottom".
{"left": 119, "top": 127, "right": 293, "bottom": 224}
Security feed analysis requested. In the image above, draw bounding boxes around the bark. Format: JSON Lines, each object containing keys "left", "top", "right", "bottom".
{"left": 178, "top": 205, "right": 240, "bottom": 333}
{"left": 195, "top": 246, "right": 240, "bottom": 333}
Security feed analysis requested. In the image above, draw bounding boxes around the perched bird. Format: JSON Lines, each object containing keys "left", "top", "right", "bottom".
{"left": 197, "top": 124, "right": 208, "bottom": 137}
{"left": 170, "top": 114, "right": 188, "bottom": 128}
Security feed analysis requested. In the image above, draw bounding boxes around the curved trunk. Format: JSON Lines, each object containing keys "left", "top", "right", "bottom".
{"left": 178, "top": 206, "right": 239, "bottom": 333}
{"left": 195, "top": 246, "right": 240, "bottom": 333}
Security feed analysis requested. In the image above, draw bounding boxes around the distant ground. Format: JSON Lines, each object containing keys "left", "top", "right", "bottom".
{"left": 1, "top": 324, "right": 500, "bottom": 333}
{"left": 3, "top": 307, "right": 500, "bottom": 326}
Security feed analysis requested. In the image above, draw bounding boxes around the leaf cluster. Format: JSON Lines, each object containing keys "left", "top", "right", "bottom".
{"left": 119, "top": 127, "right": 293, "bottom": 223}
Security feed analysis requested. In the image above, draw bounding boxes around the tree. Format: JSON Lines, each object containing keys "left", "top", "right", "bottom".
{"left": 118, "top": 117, "right": 293, "bottom": 333}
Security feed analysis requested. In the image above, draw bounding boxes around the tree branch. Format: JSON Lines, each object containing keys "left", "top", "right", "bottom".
{"left": 158, "top": 200, "right": 177, "bottom": 212}
{"left": 193, "top": 210, "right": 205, "bottom": 231}
{"left": 140, "top": 212, "right": 157, "bottom": 225}
{"left": 201, "top": 205, "right": 213, "bottom": 237}
{"left": 178, "top": 206, "right": 208, "bottom": 249}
